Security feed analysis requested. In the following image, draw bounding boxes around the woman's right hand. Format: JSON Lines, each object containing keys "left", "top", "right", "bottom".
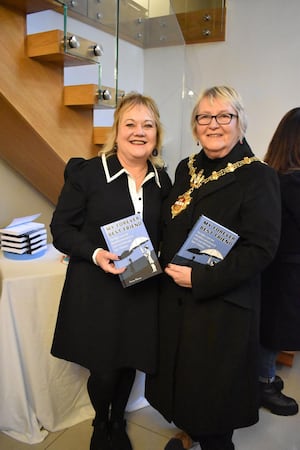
{"left": 95, "top": 249, "right": 126, "bottom": 275}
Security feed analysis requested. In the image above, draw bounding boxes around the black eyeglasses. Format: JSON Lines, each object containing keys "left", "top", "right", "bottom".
{"left": 195, "top": 113, "right": 238, "bottom": 126}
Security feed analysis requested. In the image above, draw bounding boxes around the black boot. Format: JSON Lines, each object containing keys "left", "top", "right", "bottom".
{"left": 90, "top": 420, "right": 111, "bottom": 450}
{"left": 164, "top": 438, "right": 185, "bottom": 450}
{"left": 110, "top": 420, "right": 132, "bottom": 450}
{"left": 260, "top": 381, "right": 299, "bottom": 416}
{"left": 273, "top": 375, "right": 284, "bottom": 391}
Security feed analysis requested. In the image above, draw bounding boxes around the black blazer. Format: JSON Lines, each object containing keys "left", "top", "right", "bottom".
{"left": 50, "top": 155, "right": 172, "bottom": 373}
{"left": 261, "top": 170, "right": 300, "bottom": 349}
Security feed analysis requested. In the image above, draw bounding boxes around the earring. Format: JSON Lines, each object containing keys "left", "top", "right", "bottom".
{"left": 152, "top": 148, "right": 158, "bottom": 156}
{"left": 113, "top": 143, "right": 118, "bottom": 151}
{"left": 197, "top": 141, "right": 200, "bottom": 146}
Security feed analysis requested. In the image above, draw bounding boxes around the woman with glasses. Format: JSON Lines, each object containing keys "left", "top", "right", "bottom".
{"left": 146, "top": 86, "right": 281, "bottom": 450}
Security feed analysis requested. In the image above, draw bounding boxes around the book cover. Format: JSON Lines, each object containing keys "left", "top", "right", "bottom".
{"left": 172, "top": 215, "right": 239, "bottom": 267}
{"left": 101, "top": 214, "right": 162, "bottom": 287}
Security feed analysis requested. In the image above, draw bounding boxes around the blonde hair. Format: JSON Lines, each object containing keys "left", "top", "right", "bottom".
{"left": 99, "top": 92, "right": 165, "bottom": 168}
{"left": 191, "top": 86, "right": 248, "bottom": 142}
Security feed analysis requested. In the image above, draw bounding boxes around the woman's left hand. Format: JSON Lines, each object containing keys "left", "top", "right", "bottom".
{"left": 165, "top": 263, "right": 192, "bottom": 288}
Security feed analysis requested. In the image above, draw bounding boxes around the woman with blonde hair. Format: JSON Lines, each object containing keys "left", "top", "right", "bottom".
{"left": 51, "top": 92, "right": 171, "bottom": 450}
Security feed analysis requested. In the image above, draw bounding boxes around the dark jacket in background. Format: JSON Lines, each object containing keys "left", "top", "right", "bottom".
{"left": 146, "top": 140, "right": 281, "bottom": 435}
{"left": 260, "top": 171, "right": 300, "bottom": 350}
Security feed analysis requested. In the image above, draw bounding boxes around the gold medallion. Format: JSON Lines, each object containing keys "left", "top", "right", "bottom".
{"left": 171, "top": 190, "right": 192, "bottom": 218}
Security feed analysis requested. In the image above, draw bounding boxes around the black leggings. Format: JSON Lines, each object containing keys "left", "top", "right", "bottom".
{"left": 192, "top": 431, "right": 234, "bottom": 450}
{"left": 87, "top": 368, "right": 136, "bottom": 423}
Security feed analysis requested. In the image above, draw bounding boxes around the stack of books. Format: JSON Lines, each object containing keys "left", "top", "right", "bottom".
{"left": 0, "top": 214, "right": 48, "bottom": 259}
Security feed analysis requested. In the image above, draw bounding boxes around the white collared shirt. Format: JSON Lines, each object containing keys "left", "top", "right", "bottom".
{"left": 93, "top": 154, "right": 161, "bottom": 264}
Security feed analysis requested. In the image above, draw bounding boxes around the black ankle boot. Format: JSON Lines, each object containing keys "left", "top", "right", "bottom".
{"left": 273, "top": 375, "right": 284, "bottom": 391}
{"left": 90, "top": 420, "right": 111, "bottom": 450}
{"left": 164, "top": 438, "right": 185, "bottom": 450}
{"left": 110, "top": 420, "right": 132, "bottom": 450}
{"left": 260, "top": 381, "right": 299, "bottom": 416}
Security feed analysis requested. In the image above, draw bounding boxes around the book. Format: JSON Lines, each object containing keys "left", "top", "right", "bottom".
{"left": 2, "top": 244, "right": 48, "bottom": 260}
{"left": 172, "top": 215, "right": 239, "bottom": 267}
{"left": 0, "top": 213, "right": 45, "bottom": 236}
{"left": 1, "top": 239, "right": 47, "bottom": 253}
{"left": 0, "top": 229, "right": 47, "bottom": 243}
{"left": 101, "top": 213, "right": 162, "bottom": 287}
{"left": 1, "top": 243, "right": 48, "bottom": 255}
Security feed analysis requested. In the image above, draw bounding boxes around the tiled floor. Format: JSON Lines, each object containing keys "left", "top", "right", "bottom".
{"left": 1, "top": 353, "right": 300, "bottom": 449}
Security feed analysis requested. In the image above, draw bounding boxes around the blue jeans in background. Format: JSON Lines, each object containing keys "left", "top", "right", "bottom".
{"left": 259, "top": 345, "right": 279, "bottom": 382}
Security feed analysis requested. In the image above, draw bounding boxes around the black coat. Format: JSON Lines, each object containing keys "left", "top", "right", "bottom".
{"left": 146, "top": 140, "right": 281, "bottom": 435}
{"left": 50, "top": 155, "right": 172, "bottom": 373}
{"left": 260, "top": 171, "right": 300, "bottom": 350}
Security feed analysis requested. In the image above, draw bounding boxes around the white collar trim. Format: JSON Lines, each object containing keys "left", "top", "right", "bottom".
{"left": 102, "top": 153, "right": 161, "bottom": 188}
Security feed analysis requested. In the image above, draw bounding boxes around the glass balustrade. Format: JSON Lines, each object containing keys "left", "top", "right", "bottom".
{"left": 54, "top": 0, "right": 226, "bottom": 113}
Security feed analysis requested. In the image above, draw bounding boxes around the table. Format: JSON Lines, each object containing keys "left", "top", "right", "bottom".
{"left": 0, "top": 245, "right": 148, "bottom": 444}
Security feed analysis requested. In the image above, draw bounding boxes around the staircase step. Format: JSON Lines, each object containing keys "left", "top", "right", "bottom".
{"left": 26, "top": 29, "right": 101, "bottom": 66}
{"left": 64, "top": 84, "right": 99, "bottom": 108}
{"left": 64, "top": 84, "right": 124, "bottom": 109}
{"left": 93, "top": 127, "right": 111, "bottom": 145}
{"left": 0, "top": 0, "right": 60, "bottom": 14}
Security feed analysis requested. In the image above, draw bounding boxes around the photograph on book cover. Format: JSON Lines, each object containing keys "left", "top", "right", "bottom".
{"left": 101, "top": 214, "right": 162, "bottom": 287}
{"left": 172, "top": 215, "right": 239, "bottom": 267}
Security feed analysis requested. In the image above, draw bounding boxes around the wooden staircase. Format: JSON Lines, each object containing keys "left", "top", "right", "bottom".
{"left": 0, "top": 0, "right": 227, "bottom": 205}
{"left": 0, "top": 3, "right": 101, "bottom": 205}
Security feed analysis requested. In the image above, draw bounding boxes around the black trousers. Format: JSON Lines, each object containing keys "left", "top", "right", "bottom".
{"left": 87, "top": 368, "right": 136, "bottom": 423}
{"left": 192, "top": 431, "right": 234, "bottom": 450}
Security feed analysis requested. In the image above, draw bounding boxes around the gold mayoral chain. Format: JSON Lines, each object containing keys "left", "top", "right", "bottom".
{"left": 171, "top": 154, "right": 261, "bottom": 219}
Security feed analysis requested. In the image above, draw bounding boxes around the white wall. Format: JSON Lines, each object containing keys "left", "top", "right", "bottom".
{"left": 183, "top": 0, "right": 300, "bottom": 161}
{"left": 145, "top": 0, "right": 300, "bottom": 180}
{"left": 0, "top": 159, "right": 53, "bottom": 234}
{"left": 2, "top": 0, "right": 300, "bottom": 227}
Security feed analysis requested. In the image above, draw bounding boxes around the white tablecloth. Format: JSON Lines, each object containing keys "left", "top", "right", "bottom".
{"left": 0, "top": 245, "right": 148, "bottom": 444}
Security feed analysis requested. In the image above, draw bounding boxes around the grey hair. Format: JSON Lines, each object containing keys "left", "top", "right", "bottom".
{"left": 191, "top": 86, "right": 248, "bottom": 142}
